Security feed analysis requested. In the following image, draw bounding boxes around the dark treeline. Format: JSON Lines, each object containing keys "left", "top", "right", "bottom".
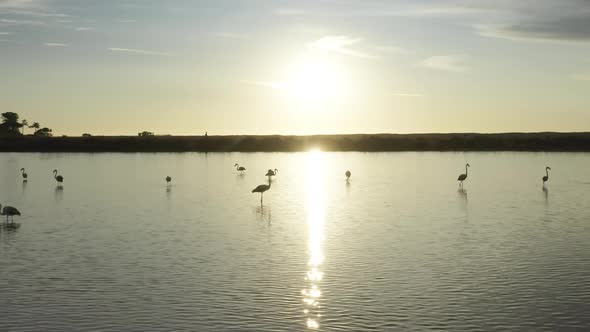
{"left": 1, "top": 132, "right": 590, "bottom": 152}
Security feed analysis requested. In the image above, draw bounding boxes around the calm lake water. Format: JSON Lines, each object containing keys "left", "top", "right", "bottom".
{"left": 1, "top": 152, "right": 590, "bottom": 331}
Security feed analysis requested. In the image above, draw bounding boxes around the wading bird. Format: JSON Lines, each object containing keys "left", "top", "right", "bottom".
{"left": 0, "top": 204, "right": 21, "bottom": 223}
{"left": 265, "top": 169, "right": 278, "bottom": 180}
{"left": 252, "top": 180, "right": 271, "bottom": 204}
{"left": 345, "top": 170, "right": 351, "bottom": 180}
{"left": 235, "top": 164, "right": 246, "bottom": 173}
{"left": 53, "top": 169, "right": 64, "bottom": 183}
{"left": 20, "top": 168, "right": 28, "bottom": 181}
{"left": 457, "top": 163, "right": 470, "bottom": 187}
{"left": 166, "top": 176, "right": 172, "bottom": 184}
{"left": 543, "top": 167, "right": 551, "bottom": 184}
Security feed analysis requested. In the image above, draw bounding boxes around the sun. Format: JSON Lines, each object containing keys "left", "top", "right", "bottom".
{"left": 280, "top": 57, "right": 349, "bottom": 108}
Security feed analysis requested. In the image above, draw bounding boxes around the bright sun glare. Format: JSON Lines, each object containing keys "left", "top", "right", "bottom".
{"left": 279, "top": 56, "right": 349, "bottom": 108}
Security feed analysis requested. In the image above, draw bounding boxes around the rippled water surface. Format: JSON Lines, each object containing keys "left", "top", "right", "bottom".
{"left": 1, "top": 152, "right": 590, "bottom": 331}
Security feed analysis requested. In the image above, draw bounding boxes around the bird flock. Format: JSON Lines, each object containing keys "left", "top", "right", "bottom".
{"left": 1, "top": 164, "right": 553, "bottom": 226}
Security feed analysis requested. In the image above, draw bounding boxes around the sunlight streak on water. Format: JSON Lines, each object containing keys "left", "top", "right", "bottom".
{"left": 303, "top": 150, "right": 326, "bottom": 329}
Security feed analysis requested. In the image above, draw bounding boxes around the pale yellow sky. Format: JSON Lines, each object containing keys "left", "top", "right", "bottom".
{"left": 1, "top": 0, "right": 589, "bottom": 135}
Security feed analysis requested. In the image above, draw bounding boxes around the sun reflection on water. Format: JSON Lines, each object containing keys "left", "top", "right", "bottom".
{"left": 302, "top": 150, "right": 326, "bottom": 329}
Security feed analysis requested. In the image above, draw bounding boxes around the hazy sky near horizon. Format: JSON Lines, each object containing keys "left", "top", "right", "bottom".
{"left": 1, "top": 0, "right": 589, "bottom": 135}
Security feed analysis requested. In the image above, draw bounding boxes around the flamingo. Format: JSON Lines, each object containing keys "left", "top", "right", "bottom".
{"left": 457, "top": 163, "right": 470, "bottom": 187}
{"left": 345, "top": 170, "right": 351, "bottom": 180}
{"left": 265, "top": 169, "right": 278, "bottom": 180}
{"left": 234, "top": 163, "right": 246, "bottom": 173}
{"left": 53, "top": 169, "right": 64, "bottom": 183}
{"left": 20, "top": 168, "right": 28, "bottom": 180}
{"left": 542, "top": 167, "right": 551, "bottom": 184}
{"left": 0, "top": 204, "right": 21, "bottom": 224}
{"left": 252, "top": 179, "right": 271, "bottom": 204}
{"left": 166, "top": 176, "right": 172, "bottom": 184}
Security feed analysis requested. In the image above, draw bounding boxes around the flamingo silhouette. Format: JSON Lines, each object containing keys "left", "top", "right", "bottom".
{"left": 20, "top": 168, "right": 28, "bottom": 181}
{"left": 543, "top": 167, "right": 551, "bottom": 184}
{"left": 166, "top": 176, "right": 172, "bottom": 184}
{"left": 252, "top": 179, "right": 271, "bottom": 204}
{"left": 265, "top": 169, "right": 278, "bottom": 180}
{"left": 457, "top": 163, "right": 470, "bottom": 187}
{"left": 235, "top": 163, "right": 246, "bottom": 174}
{"left": 53, "top": 169, "right": 64, "bottom": 183}
{"left": 0, "top": 204, "right": 21, "bottom": 223}
{"left": 345, "top": 170, "right": 351, "bottom": 180}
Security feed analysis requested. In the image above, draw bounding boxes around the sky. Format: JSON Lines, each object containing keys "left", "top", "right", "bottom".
{"left": 0, "top": 0, "right": 589, "bottom": 136}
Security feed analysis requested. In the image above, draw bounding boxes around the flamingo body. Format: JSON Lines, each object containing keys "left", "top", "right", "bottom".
{"left": 0, "top": 204, "right": 21, "bottom": 223}
{"left": 252, "top": 180, "right": 271, "bottom": 204}
{"left": 234, "top": 164, "right": 246, "bottom": 173}
{"left": 543, "top": 167, "right": 551, "bottom": 184}
{"left": 20, "top": 168, "right": 28, "bottom": 180}
{"left": 457, "top": 163, "right": 470, "bottom": 187}
{"left": 345, "top": 170, "right": 351, "bottom": 179}
{"left": 166, "top": 176, "right": 172, "bottom": 183}
{"left": 53, "top": 169, "right": 64, "bottom": 183}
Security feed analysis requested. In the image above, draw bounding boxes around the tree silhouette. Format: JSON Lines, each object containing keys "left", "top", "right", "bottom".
{"left": 34, "top": 127, "right": 53, "bottom": 137}
{"left": 30, "top": 122, "right": 40, "bottom": 131}
{"left": 21, "top": 119, "right": 28, "bottom": 135}
{"left": 0, "top": 112, "right": 23, "bottom": 135}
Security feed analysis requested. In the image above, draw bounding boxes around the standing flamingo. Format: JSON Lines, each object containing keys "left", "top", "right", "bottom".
{"left": 265, "top": 169, "right": 278, "bottom": 180}
{"left": 542, "top": 166, "right": 551, "bottom": 184}
{"left": 457, "top": 163, "right": 470, "bottom": 187}
{"left": 234, "top": 163, "right": 246, "bottom": 174}
{"left": 20, "top": 168, "right": 28, "bottom": 181}
{"left": 166, "top": 176, "right": 172, "bottom": 184}
{"left": 345, "top": 170, "right": 351, "bottom": 180}
{"left": 53, "top": 169, "right": 64, "bottom": 183}
{"left": 252, "top": 179, "right": 271, "bottom": 204}
{"left": 0, "top": 204, "right": 21, "bottom": 224}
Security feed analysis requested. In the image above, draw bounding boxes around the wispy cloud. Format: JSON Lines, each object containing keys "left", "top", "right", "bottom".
{"left": 392, "top": 92, "right": 423, "bottom": 97}
{"left": 108, "top": 47, "right": 173, "bottom": 56}
{"left": 0, "top": 0, "right": 41, "bottom": 9}
{"left": 275, "top": 8, "right": 304, "bottom": 16}
{"left": 75, "top": 26, "right": 92, "bottom": 31}
{"left": 240, "top": 80, "right": 284, "bottom": 89}
{"left": 43, "top": 42, "right": 66, "bottom": 47}
{"left": 419, "top": 55, "right": 469, "bottom": 72}
{"left": 571, "top": 73, "right": 590, "bottom": 81}
{"left": 212, "top": 32, "right": 243, "bottom": 39}
{"left": 472, "top": 1, "right": 590, "bottom": 42}
{"left": 0, "top": 18, "right": 43, "bottom": 25}
{"left": 6, "top": 9, "right": 69, "bottom": 17}
{"left": 308, "top": 35, "right": 376, "bottom": 59}
{"left": 0, "top": 31, "right": 12, "bottom": 35}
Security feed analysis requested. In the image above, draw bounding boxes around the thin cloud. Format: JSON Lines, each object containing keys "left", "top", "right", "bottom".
{"left": 308, "top": 35, "right": 376, "bottom": 59}
{"left": 0, "top": 18, "right": 43, "bottom": 25}
{"left": 43, "top": 42, "right": 66, "bottom": 47}
{"left": 0, "top": 31, "right": 12, "bottom": 35}
{"left": 419, "top": 55, "right": 469, "bottom": 72}
{"left": 275, "top": 8, "right": 304, "bottom": 16}
{"left": 240, "top": 80, "right": 284, "bottom": 89}
{"left": 75, "top": 27, "right": 92, "bottom": 31}
{"left": 571, "top": 73, "right": 590, "bottom": 81}
{"left": 0, "top": 0, "right": 41, "bottom": 9}
{"left": 392, "top": 92, "right": 423, "bottom": 97}
{"left": 108, "top": 47, "right": 173, "bottom": 56}
{"left": 7, "top": 9, "right": 70, "bottom": 18}
{"left": 212, "top": 32, "right": 243, "bottom": 39}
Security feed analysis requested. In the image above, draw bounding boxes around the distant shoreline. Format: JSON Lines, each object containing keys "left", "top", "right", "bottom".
{"left": 1, "top": 133, "right": 590, "bottom": 152}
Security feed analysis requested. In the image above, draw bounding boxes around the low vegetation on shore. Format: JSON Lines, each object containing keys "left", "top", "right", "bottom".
{"left": 1, "top": 132, "right": 590, "bottom": 152}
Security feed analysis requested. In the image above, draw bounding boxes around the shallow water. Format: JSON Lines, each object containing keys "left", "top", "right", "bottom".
{"left": 1, "top": 152, "right": 590, "bottom": 331}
